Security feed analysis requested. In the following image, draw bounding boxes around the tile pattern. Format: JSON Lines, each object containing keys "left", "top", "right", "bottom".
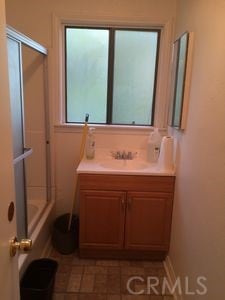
{"left": 50, "top": 249, "right": 174, "bottom": 300}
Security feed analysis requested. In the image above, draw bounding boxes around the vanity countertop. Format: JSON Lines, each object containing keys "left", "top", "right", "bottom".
{"left": 76, "top": 149, "right": 175, "bottom": 176}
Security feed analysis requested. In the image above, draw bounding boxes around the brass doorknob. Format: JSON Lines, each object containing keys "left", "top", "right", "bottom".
{"left": 9, "top": 237, "right": 32, "bottom": 257}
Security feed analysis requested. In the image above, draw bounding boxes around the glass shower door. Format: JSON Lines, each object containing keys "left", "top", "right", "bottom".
{"left": 22, "top": 44, "right": 50, "bottom": 230}
{"left": 7, "top": 27, "right": 49, "bottom": 239}
{"left": 7, "top": 36, "right": 31, "bottom": 239}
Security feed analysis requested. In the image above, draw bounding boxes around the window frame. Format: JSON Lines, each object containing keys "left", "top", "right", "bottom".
{"left": 64, "top": 25, "right": 161, "bottom": 126}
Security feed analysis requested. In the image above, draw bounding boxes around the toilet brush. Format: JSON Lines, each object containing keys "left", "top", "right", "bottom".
{"left": 67, "top": 113, "right": 89, "bottom": 231}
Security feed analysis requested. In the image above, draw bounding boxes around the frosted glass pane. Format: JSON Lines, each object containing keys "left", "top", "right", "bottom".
{"left": 112, "top": 30, "right": 158, "bottom": 125}
{"left": 7, "top": 38, "right": 27, "bottom": 239}
{"left": 14, "top": 161, "right": 27, "bottom": 239}
{"left": 22, "top": 45, "right": 48, "bottom": 204}
{"left": 66, "top": 28, "right": 109, "bottom": 123}
{"left": 7, "top": 38, "right": 24, "bottom": 158}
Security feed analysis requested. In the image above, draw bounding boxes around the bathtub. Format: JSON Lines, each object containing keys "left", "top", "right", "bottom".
{"left": 19, "top": 192, "right": 55, "bottom": 277}
{"left": 27, "top": 199, "right": 47, "bottom": 235}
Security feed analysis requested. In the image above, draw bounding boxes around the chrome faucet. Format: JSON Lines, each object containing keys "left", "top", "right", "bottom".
{"left": 111, "top": 150, "right": 137, "bottom": 160}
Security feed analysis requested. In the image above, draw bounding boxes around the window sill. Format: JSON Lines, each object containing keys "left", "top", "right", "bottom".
{"left": 54, "top": 123, "right": 167, "bottom": 135}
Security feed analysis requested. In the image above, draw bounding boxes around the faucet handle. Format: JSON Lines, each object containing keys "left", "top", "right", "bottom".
{"left": 128, "top": 151, "right": 138, "bottom": 160}
{"left": 111, "top": 150, "right": 121, "bottom": 159}
{"left": 110, "top": 151, "right": 116, "bottom": 158}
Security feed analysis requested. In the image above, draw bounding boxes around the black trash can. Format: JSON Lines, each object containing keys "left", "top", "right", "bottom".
{"left": 51, "top": 213, "right": 79, "bottom": 254}
{"left": 20, "top": 258, "right": 58, "bottom": 300}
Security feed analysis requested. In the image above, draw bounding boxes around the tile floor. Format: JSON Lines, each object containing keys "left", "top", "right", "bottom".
{"left": 50, "top": 249, "right": 174, "bottom": 300}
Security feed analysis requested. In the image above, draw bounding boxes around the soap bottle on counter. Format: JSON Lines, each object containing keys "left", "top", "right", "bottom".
{"left": 147, "top": 127, "right": 162, "bottom": 163}
{"left": 86, "top": 127, "right": 95, "bottom": 159}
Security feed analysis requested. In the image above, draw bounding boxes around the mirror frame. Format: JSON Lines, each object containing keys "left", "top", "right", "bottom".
{"left": 169, "top": 31, "right": 194, "bottom": 129}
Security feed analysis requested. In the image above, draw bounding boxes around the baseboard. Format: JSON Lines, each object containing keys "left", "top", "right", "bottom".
{"left": 164, "top": 255, "right": 184, "bottom": 300}
{"left": 41, "top": 236, "right": 52, "bottom": 258}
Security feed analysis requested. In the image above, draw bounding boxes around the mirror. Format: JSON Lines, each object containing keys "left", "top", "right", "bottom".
{"left": 169, "top": 31, "right": 194, "bottom": 129}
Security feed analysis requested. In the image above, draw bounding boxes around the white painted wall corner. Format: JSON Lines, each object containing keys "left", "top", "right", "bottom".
{"left": 164, "top": 255, "right": 184, "bottom": 300}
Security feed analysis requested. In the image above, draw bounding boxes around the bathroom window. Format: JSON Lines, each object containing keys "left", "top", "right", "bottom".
{"left": 65, "top": 26, "right": 160, "bottom": 126}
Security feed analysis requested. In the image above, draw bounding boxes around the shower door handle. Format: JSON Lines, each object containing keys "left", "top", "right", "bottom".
{"left": 13, "top": 148, "right": 33, "bottom": 165}
{"left": 9, "top": 237, "right": 32, "bottom": 257}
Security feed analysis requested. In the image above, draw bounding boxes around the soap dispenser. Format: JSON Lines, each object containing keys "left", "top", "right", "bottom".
{"left": 147, "top": 127, "right": 162, "bottom": 163}
{"left": 86, "top": 127, "right": 95, "bottom": 159}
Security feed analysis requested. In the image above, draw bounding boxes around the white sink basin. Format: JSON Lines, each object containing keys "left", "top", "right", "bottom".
{"left": 77, "top": 151, "right": 175, "bottom": 175}
{"left": 100, "top": 159, "right": 149, "bottom": 170}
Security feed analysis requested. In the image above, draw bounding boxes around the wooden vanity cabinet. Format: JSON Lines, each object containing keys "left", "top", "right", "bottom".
{"left": 78, "top": 174, "right": 175, "bottom": 260}
{"left": 125, "top": 192, "right": 173, "bottom": 251}
{"left": 79, "top": 190, "right": 126, "bottom": 249}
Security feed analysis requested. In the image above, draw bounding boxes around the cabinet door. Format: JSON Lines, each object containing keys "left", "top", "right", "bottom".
{"left": 80, "top": 190, "right": 126, "bottom": 249}
{"left": 125, "top": 192, "right": 173, "bottom": 251}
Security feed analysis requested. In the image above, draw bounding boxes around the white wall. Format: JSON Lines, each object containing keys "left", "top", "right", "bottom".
{"left": 169, "top": 0, "right": 225, "bottom": 299}
{"left": 5, "top": 0, "right": 177, "bottom": 216}
{"left": 5, "top": 0, "right": 176, "bottom": 47}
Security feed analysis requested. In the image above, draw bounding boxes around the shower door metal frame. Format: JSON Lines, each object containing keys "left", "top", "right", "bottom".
{"left": 6, "top": 26, "right": 51, "bottom": 237}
